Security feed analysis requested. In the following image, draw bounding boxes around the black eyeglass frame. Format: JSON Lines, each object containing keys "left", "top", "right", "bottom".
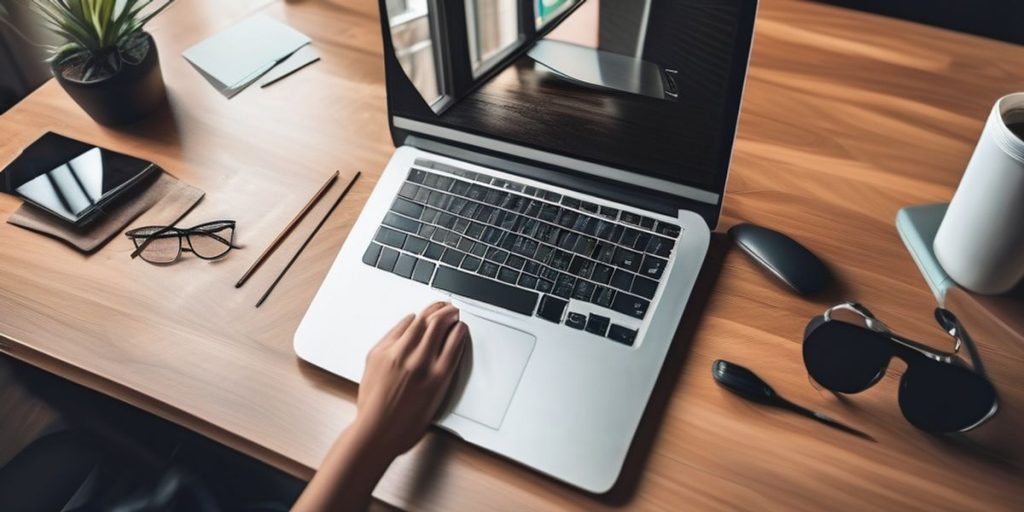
{"left": 804, "top": 302, "right": 999, "bottom": 433}
{"left": 125, "top": 220, "right": 239, "bottom": 263}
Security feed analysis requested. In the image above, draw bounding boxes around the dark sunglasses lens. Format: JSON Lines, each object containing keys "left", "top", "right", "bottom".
{"left": 899, "top": 362, "right": 997, "bottom": 433}
{"left": 803, "top": 320, "right": 891, "bottom": 393}
{"left": 138, "top": 235, "right": 181, "bottom": 264}
{"left": 189, "top": 226, "right": 234, "bottom": 259}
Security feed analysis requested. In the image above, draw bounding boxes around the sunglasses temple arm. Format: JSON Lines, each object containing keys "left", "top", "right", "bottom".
{"left": 954, "top": 322, "right": 988, "bottom": 377}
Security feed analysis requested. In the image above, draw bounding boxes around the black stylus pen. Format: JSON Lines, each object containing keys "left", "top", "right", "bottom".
{"left": 712, "top": 359, "right": 875, "bottom": 442}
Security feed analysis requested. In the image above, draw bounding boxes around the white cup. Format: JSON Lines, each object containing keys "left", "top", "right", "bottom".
{"left": 934, "top": 92, "right": 1024, "bottom": 295}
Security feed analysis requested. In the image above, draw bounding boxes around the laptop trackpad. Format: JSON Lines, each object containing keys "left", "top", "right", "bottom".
{"left": 446, "top": 310, "right": 536, "bottom": 430}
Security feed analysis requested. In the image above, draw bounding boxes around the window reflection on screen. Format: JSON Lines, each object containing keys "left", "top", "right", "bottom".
{"left": 386, "top": 0, "right": 443, "bottom": 107}
{"left": 536, "top": 0, "right": 577, "bottom": 28}
{"left": 466, "top": 0, "right": 520, "bottom": 75}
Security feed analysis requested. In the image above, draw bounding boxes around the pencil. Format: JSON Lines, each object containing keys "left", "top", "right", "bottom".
{"left": 255, "top": 171, "right": 361, "bottom": 308}
{"left": 236, "top": 170, "right": 339, "bottom": 288}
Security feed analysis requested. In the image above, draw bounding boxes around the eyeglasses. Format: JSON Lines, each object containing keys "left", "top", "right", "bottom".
{"left": 802, "top": 302, "right": 998, "bottom": 433}
{"left": 125, "top": 220, "right": 239, "bottom": 264}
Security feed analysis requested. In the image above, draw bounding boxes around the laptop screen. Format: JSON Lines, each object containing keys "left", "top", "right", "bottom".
{"left": 381, "top": 0, "right": 757, "bottom": 203}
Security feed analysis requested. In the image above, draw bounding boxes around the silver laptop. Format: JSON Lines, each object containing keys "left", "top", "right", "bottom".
{"left": 296, "top": 0, "right": 757, "bottom": 493}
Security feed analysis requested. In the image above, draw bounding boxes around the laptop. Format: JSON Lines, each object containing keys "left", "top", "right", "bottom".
{"left": 296, "top": 0, "right": 757, "bottom": 493}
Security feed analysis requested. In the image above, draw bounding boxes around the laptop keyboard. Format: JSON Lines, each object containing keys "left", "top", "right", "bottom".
{"left": 361, "top": 158, "right": 681, "bottom": 347}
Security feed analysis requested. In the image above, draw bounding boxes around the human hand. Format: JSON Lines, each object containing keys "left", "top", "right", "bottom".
{"left": 352, "top": 302, "right": 469, "bottom": 458}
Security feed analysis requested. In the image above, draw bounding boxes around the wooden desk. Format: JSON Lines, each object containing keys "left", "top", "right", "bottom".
{"left": 1, "top": 0, "right": 1022, "bottom": 509}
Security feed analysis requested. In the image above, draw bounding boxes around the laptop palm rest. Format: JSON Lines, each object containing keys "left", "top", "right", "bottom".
{"left": 444, "top": 308, "right": 536, "bottom": 430}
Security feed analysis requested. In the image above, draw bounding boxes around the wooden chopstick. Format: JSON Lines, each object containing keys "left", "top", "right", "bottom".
{"left": 236, "top": 170, "right": 339, "bottom": 288}
{"left": 255, "top": 171, "right": 361, "bottom": 308}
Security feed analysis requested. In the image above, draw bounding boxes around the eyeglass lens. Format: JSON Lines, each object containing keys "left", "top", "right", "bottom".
{"left": 187, "top": 224, "right": 235, "bottom": 259}
{"left": 130, "top": 227, "right": 182, "bottom": 264}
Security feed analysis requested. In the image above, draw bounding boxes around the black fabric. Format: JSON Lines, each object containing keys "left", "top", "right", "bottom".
{"left": 0, "top": 430, "right": 101, "bottom": 512}
{"left": 817, "top": 0, "right": 1024, "bottom": 44}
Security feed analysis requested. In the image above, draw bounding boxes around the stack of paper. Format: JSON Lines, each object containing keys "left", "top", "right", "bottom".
{"left": 183, "top": 14, "right": 319, "bottom": 98}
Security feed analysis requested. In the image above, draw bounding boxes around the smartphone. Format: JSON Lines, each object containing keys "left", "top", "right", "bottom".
{"left": 2, "top": 132, "right": 160, "bottom": 226}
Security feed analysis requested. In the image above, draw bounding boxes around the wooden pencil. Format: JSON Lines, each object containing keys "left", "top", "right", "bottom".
{"left": 255, "top": 171, "right": 361, "bottom": 308}
{"left": 235, "top": 170, "right": 339, "bottom": 288}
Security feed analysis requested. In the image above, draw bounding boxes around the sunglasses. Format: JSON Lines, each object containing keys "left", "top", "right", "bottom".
{"left": 125, "top": 220, "right": 239, "bottom": 264}
{"left": 802, "top": 302, "right": 998, "bottom": 433}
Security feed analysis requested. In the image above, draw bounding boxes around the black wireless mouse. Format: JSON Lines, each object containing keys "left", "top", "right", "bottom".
{"left": 728, "top": 223, "right": 831, "bottom": 295}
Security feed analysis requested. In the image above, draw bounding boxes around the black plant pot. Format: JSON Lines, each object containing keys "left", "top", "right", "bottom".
{"left": 52, "top": 32, "right": 167, "bottom": 126}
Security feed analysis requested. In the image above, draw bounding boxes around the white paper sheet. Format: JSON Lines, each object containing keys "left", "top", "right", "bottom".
{"left": 183, "top": 14, "right": 311, "bottom": 97}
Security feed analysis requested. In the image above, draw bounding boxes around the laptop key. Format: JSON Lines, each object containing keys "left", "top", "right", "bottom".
{"left": 479, "top": 261, "right": 500, "bottom": 278}
{"left": 580, "top": 201, "right": 599, "bottom": 214}
{"left": 539, "top": 204, "right": 560, "bottom": 222}
{"left": 572, "top": 279, "right": 596, "bottom": 301}
{"left": 450, "top": 180, "right": 471, "bottom": 196}
{"left": 599, "top": 206, "right": 619, "bottom": 219}
{"left": 432, "top": 266, "right": 539, "bottom": 316}
{"left": 391, "top": 197, "right": 424, "bottom": 218}
{"left": 620, "top": 228, "right": 641, "bottom": 247}
{"left": 612, "top": 293, "right": 650, "bottom": 319}
{"left": 646, "top": 235, "right": 673, "bottom": 258}
{"left": 593, "top": 243, "right": 615, "bottom": 263}
{"left": 610, "top": 269, "right": 634, "bottom": 292}
{"left": 394, "top": 253, "right": 417, "bottom": 279}
{"left": 461, "top": 255, "right": 482, "bottom": 272}
{"left": 423, "top": 242, "right": 445, "bottom": 260}
{"left": 430, "top": 227, "right": 449, "bottom": 243}
{"left": 407, "top": 169, "right": 427, "bottom": 183}
{"left": 536, "top": 294, "right": 567, "bottom": 323}
{"left": 375, "top": 227, "right": 406, "bottom": 248}
{"left": 565, "top": 312, "right": 587, "bottom": 330}
{"left": 613, "top": 247, "right": 642, "bottom": 272}
{"left": 412, "top": 258, "right": 435, "bottom": 284}
{"left": 398, "top": 182, "right": 419, "bottom": 199}
{"left": 591, "top": 263, "right": 613, "bottom": 284}
{"left": 543, "top": 190, "right": 562, "bottom": 203}
{"left": 518, "top": 273, "right": 538, "bottom": 289}
{"left": 620, "top": 212, "right": 641, "bottom": 226}
{"left": 469, "top": 242, "right": 487, "bottom": 257}
{"left": 656, "top": 221, "right": 681, "bottom": 238}
{"left": 632, "top": 232, "right": 652, "bottom": 252}
{"left": 362, "top": 242, "right": 382, "bottom": 266}
{"left": 523, "top": 260, "right": 540, "bottom": 276}
{"left": 383, "top": 212, "right": 421, "bottom": 234}
{"left": 631, "top": 275, "right": 658, "bottom": 299}
{"left": 585, "top": 314, "right": 610, "bottom": 336}
{"left": 553, "top": 274, "right": 576, "bottom": 299}
{"left": 536, "top": 278, "right": 554, "bottom": 293}
{"left": 561, "top": 196, "right": 581, "bottom": 209}
{"left": 639, "top": 216, "right": 655, "bottom": 230}
{"left": 402, "top": 236, "right": 428, "bottom": 255}
{"left": 485, "top": 247, "right": 508, "bottom": 264}
{"left": 497, "top": 267, "right": 520, "bottom": 285}
{"left": 593, "top": 286, "right": 615, "bottom": 308}
{"left": 440, "top": 248, "right": 466, "bottom": 267}
{"left": 506, "top": 254, "right": 526, "bottom": 270}
{"left": 607, "top": 324, "right": 637, "bottom": 346}
{"left": 640, "top": 254, "right": 667, "bottom": 279}
{"left": 377, "top": 247, "right": 399, "bottom": 272}
{"left": 435, "top": 175, "right": 454, "bottom": 191}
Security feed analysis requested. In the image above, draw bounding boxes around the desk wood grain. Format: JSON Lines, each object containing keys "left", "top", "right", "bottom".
{"left": 1, "top": 0, "right": 1022, "bottom": 510}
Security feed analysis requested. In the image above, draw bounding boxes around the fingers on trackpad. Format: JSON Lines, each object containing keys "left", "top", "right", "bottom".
{"left": 446, "top": 310, "right": 536, "bottom": 430}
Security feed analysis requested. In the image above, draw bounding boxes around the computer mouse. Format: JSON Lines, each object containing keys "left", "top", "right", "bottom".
{"left": 728, "top": 223, "right": 831, "bottom": 295}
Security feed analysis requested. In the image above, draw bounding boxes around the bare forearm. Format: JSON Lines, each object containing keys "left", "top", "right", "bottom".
{"left": 292, "top": 422, "right": 395, "bottom": 512}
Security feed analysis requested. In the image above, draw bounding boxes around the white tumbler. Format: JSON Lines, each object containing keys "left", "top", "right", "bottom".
{"left": 934, "top": 93, "right": 1024, "bottom": 295}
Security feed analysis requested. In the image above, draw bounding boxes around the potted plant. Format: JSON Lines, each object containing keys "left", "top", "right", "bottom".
{"left": 2, "top": 0, "right": 175, "bottom": 125}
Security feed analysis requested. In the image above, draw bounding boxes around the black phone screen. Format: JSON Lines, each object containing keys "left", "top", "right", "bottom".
{"left": 2, "top": 132, "right": 157, "bottom": 224}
